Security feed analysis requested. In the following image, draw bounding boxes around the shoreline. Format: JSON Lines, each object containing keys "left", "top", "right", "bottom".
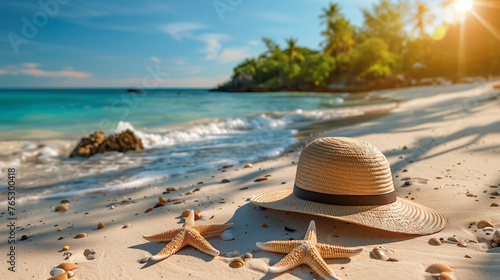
{"left": 1, "top": 82, "right": 500, "bottom": 279}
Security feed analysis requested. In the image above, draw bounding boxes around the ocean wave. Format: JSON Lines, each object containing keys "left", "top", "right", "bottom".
{"left": 0, "top": 102, "right": 396, "bottom": 204}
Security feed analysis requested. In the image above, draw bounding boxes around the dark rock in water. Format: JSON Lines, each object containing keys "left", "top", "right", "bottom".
{"left": 127, "top": 88, "right": 143, "bottom": 93}
{"left": 69, "top": 129, "right": 143, "bottom": 158}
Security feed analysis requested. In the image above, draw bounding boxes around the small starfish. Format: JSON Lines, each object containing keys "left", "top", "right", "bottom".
{"left": 143, "top": 210, "right": 233, "bottom": 261}
{"left": 256, "top": 220, "right": 362, "bottom": 280}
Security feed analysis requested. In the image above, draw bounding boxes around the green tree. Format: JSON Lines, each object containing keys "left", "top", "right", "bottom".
{"left": 411, "top": 2, "right": 435, "bottom": 38}
{"left": 319, "top": 3, "right": 355, "bottom": 75}
{"left": 361, "top": 0, "right": 409, "bottom": 55}
{"left": 350, "top": 37, "right": 398, "bottom": 78}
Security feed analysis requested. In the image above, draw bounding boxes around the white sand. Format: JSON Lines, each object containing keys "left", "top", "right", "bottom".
{"left": 1, "top": 81, "right": 499, "bottom": 280}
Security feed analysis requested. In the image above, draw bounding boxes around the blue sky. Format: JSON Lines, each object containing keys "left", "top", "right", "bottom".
{"left": 0, "top": 0, "right": 450, "bottom": 88}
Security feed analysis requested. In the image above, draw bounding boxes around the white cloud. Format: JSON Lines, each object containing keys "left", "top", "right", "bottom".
{"left": 195, "top": 33, "right": 230, "bottom": 60}
{"left": 20, "top": 68, "right": 92, "bottom": 79}
{"left": 53, "top": 75, "right": 229, "bottom": 88}
{"left": 22, "top": 63, "right": 40, "bottom": 68}
{"left": 161, "top": 22, "right": 205, "bottom": 39}
{"left": 0, "top": 64, "right": 92, "bottom": 79}
{"left": 150, "top": 56, "right": 161, "bottom": 63}
{"left": 172, "top": 57, "right": 186, "bottom": 65}
{"left": 247, "top": 40, "right": 260, "bottom": 46}
{"left": 218, "top": 47, "right": 251, "bottom": 63}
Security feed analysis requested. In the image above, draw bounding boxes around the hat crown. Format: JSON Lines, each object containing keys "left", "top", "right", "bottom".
{"left": 295, "top": 137, "right": 394, "bottom": 196}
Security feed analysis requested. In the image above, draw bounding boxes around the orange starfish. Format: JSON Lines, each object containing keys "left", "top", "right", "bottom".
{"left": 256, "top": 220, "right": 362, "bottom": 280}
{"left": 143, "top": 210, "right": 233, "bottom": 261}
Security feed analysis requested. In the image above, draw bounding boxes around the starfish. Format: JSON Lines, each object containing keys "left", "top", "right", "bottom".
{"left": 256, "top": 220, "right": 362, "bottom": 280}
{"left": 143, "top": 210, "right": 233, "bottom": 261}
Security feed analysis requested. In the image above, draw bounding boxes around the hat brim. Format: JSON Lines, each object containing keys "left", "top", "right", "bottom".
{"left": 251, "top": 188, "right": 446, "bottom": 235}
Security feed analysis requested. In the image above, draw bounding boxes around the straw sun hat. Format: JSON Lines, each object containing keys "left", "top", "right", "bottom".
{"left": 251, "top": 137, "right": 446, "bottom": 235}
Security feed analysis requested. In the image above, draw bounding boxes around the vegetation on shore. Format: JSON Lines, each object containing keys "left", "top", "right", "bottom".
{"left": 215, "top": 0, "right": 500, "bottom": 92}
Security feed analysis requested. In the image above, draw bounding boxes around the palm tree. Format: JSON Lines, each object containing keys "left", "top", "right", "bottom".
{"left": 411, "top": 2, "right": 435, "bottom": 38}
{"left": 319, "top": 3, "right": 341, "bottom": 25}
{"left": 285, "top": 37, "right": 297, "bottom": 62}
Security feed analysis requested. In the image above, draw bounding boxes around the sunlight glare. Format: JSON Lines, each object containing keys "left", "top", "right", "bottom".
{"left": 454, "top": 0, "right": 473, "bottom": 14}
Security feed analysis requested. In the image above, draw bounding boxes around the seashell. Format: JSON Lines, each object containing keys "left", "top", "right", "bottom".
{"left": 139, "top": 257, "right": 149, "bottom": 263}
{"left": 447, "top": 237, "right": 458, "bottom": 242}
{"left": 371, "top": 247, "right": 388, "bottom": 261}
{"left": 181, "top": 209, "right": 201, "bottom": 220}
{"left": 440, "top": 272, "right": 455, "bottom": 280}
{"left": 74, "top": 233, "right": 87, "bottom": 239}
{"left": 97, "top": 223, "right": 105, "bottom": 229}
{"left": 477, "top": 220, "right": 494, "bottom": 229}
{"left": 57, "top": 262, "right": 78, "bottom": 271}
{"left": 62, "top": 246, "right": 69, "bottom": 251}
{"left": 50, "top": 267, "right": 66, "bottom": 276}
{"left": 492, "top": 242, "right": 498, "bottom": 247}
{"left": 49, "top": 272, "right": 68, "bottom": 280}
{"left": 154, "top": 202, "right": 165, "bottom": 208}
{"left": 494, "top": 230, "right": 500, "bottom": 243}
{"left": 145, "top": 208, "right": 154, "bottom": 213}
{"left": 244, "top": 163, "right": 253, "bottom": 168}
{"left": 55, "top": 204, "right": 68, "bottom": 212}
{"left": 241, "top": 252, "right": 253, "bottom": 260}
{"left": 159, "top": 197, "right": 167, "bottom": 203}
{"left": 458, "top": 240, "right": 468, "bottom": 247}
{"left": 230, "top": 258, "right": 245, "bottom": 268}
{"left": 254, "top": 177, "right": 268, "bottom": 182}
{"left": 428, "top": 237, "right": 442, "bottom": 246}
{"left": 66, "top": 271, "right": 74, "bottom": 278}
{"left": 425, "top": 263, "right": 454, "bottom": 273}
{"left": 221, "top": 230, "right": 234, "bottom": 241}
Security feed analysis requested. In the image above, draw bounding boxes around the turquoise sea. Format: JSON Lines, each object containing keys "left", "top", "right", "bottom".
{"left": 0, "top": 88, "right": 396, "bottom": 203}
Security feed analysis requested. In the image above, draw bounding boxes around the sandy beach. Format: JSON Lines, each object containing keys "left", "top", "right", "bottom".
{"left": 2, "top": 81, "right": 500, "bottom": 280}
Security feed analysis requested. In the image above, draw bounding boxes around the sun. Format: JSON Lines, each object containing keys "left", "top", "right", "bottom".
{"left": 454, "top": 0, "right": 473, "bottom": 14}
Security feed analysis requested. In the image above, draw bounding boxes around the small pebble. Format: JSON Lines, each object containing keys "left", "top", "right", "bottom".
{"left": 262, "top": 223, "right": 268, "bottom": 227}
{"left": 74, "top": 233, "right": 87, "bottom": 239}
{"left": 229, "top": 258, "right": 244, "bottom": 268}
{"left": 221, "top": 179, "right": 230, "bottom": 183}
{"left": 428, "top": 237, "right": 442, "bottom": 246}
{"left": 154, "top": 202, "right": 165, "bottom": 208}
{"left": 477, "top": 220, "right": 494, "bottom": 228}
{"left": 254, "top": 177, "right": 268, "bottom": 182}
{"left": 491, "top": 203, "right": 499, "bottom": 207}
{"left": 244, "top": 163, "right": 253, "bottom": 168}
{"left": 50, "top": 268, "right": 66, "bottom": 276}
{"left": 145, "top": 208, "right": 154, "bottom": 213}
{"left": 62, "top": 246, "right": 70, "bottom": 251}
{"left": 221, "top": 230, "right": 234, "bottom": 241}
{"left": 158, "top": 197, "right": 167, "bottom": 203}
{"left": 139, "top": 257, "right": 149, "bottom": 264}
{"left": 20, "top": 235, "right": 28, "bottom": 241}
{"left": 97, "top": 223, "right": 105, "bottom": 229}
